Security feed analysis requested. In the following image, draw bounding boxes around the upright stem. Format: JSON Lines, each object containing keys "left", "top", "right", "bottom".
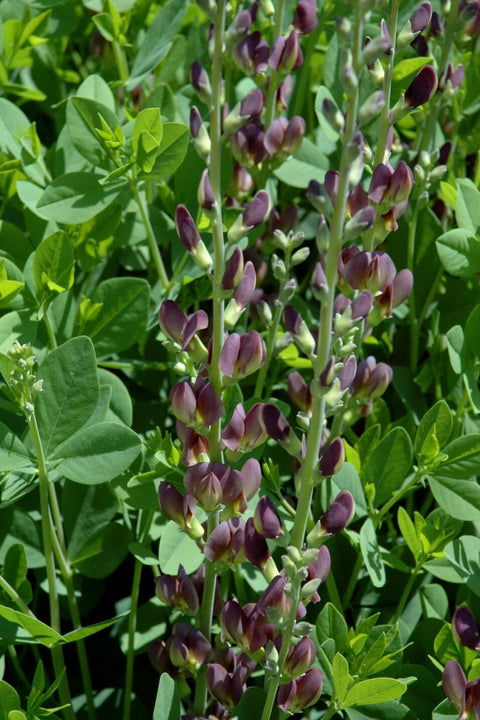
{"left": 28, "top": 410, "right": 75, "bottom": 720}
{"left": 123, "top": 510, "right": 155, "bottom": 720}
{"left": 130, "top": 182, "right": 170, "bottom": 290}
{"left": 264, "top": 0, "right": 287, "bottom": 127}
{"left": 373, "top": 0, "right": 401, "bottom": 167}
{"left": 407, "top": 204, "right": 420, "bottom": 374}
{"left": 192, "top": 5, "right": 227, "bottom": 715}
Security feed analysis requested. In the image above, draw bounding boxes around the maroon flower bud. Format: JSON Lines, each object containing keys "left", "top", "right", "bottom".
{"left": 244, "top": 516, "right": 270, "bottom": 570}
{"left": 284, "top": 305, "right": 316, "bottom": 355}
{"left": 220, "top": 600, "right": 249, "bottom": 647}
{"left": 224, "top": 88, "right": 264, "bottom": 134}
{"left": 243, "top": 190, "right": 270, "bottom": 228}
{"left": 293, "top": 0, "right": 318, "bottom": 35}
{"left": 149, "top": 639, "right": 178, "bottom": 677}
{"left": 386, "top": 161, "right": 414, "bottom": 204}
{"left": 344, "top": 206, "right": 376, "bottom": 239}
{"left": 277, "top": 669, "right": 323, "bottom": 712}
{"left": 320, "top": 490, "right": 355, "bottom": 534}
{"left": 351, "top": 290, "right": 373, "bottom": 320}
{"left": 233, "top": 31, "right": 269, "bottom": 75}
{"left": 391, "top": 268, "right": 413, "bottom": 307}
{"left": 219, "top": 331, "right": 266, "bottom": 379}
{"left": 351, "top": 357, "right": 393, "bottom": 401}
{"left": 319, "top": 438, "right": 345, "bottom": 477}
{"left": 190, "top": 106, "right": 211, "bottom": 158}
{"left": 184, "top": 462, "right": 243, "bottom": 510}
{"left": 176, "top": 422, "right": 210, "bottom": 467}
{"left": 320, "top": 357, "right": 335, "bottom": 387}
{"left": 233, "top": 261, "right": 256, "bottom": 307}
{"left": 155, "top": 565, "right": 200, "bottom": 613}
{"left": 343, "top": 250, "right": 396, "bottom": 292}
{"left": 170, "top": 378, "right": 224, "bottom": 428}
{"left": 261, "top": 403, "right": 302, "bottom": 457}
{"left": 284, "top": 637, "right": 317, "bottom": 678}
{"left": 459, "top": 0, "right": 480, "bottom": 36}
{"left": 226, "top": 7, "right": 253, "bottom": 44}
{"left": 442, "top": 659, "right": 480, "bottom": 718}
{"left": 222, "top": 403, "right": 268, "bottom": 454}
{"left": 276, "top": 74, "right": 293, "bottom": 111}
{"left": 405, "top": 65, "right": 438, "bottom": 107}
{"left": 288, "top": 371, "right": 312, "bottom": 414}
{"left": 207, "top": 663, "right": 248, "bottom": 707}
{"left": 223, "top": 247, "right": 244, "bottom": 290}
{"left": 453, "top": 606, "right": 480, "bottom": 651}
{"left": 263, "top": 116, "right": 305, "bottom": 159}
{"left": 324, "top": 170, "right": 340, "bottom": 204}
{"left": 269, "top": 31, "right": 302, "bottom": 73}
{"left": 430, "top": 11, "right": 443, "bottom": 35}
{"left": 175, "top": 205, "right": 212, "bottom": 270}
{"left": 397, "top": 2, "right": 432, "bottom": 47}
{"left": 362, "top": 20, "right": 392, "bottom": 64}
{"left": 190, "top": 61, "right": 212, "bottom": 104}
{"left": 197, "top": 169, "right": 215, "bottom": 211}
{"left": 338, "top": 355, "right": 357, "bottom": 390}
{"left": 169, "top": 622, "right": 211, "bottom": 669}
{"left": 231, "top": 123, "right": 267, "bottom": 166}
{"left": 159, "top": 300, "right": 209, "bottom": 355}
{"left": 204, "top": 517, "right": 246, "bottom": 565}
{"left": 158, "top": 482, "right": 204, "bottom": 539}
{"left": 307, "top": 545, "right": 331, "bottom": 585}
{"left": 254, "top": 496, "right": 283, "bottom": 538}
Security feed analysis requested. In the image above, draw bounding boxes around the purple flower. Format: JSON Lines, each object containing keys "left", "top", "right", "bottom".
{"left": 190, "top": 61, "right": 212, "bottom": 103}
{"left": 170, "top": 378, "right": 224, "bottom": 428}
{"left": 175, "top": 205, "right": 212, "bottom": 270}
{"left": 204, "top": 517, "right": 246, "bottom": 565}
{"left": 293, "top": 0, "right": 318, "bottom": 35}
{"left": 284, "top": 637, "right": 317, "bottom": 678}
{"left": 269, "top": 31, "right": 303, "bottom": 73}
{"left": 169, "top": 622, "right": 212, "bottom": 669}
{"left": 154, "top": 565, "right": 199, "bottom": 613}
{"left": 219, "top": 331, "right": 266, "bottom": 379}
{"left": 254, "top": 495, "right": 283, "bottom": 538}
{"left": 221, "top": 402, "right": 268, "bottom": 454}
{"left": 277, "top": 669, "right": 323, "bottom": 712}
{"left": 453, "top": 606, "right": 480, "bottom": 651}
{"left": 442, "top": 659, "right": 480, "bottom": 719}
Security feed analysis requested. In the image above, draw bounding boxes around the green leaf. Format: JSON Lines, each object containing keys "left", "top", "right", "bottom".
{"left": 428, "top": 475, "right": 480, "bottom": 521}
{"left": 346, "top": 702, "right": 416, "bottom": 720}
{"left": 63, "top": 611, "right": 128, "bottom": 643}
{"left": 444, "top": 535, "right": 480, "bottom": 597}
{"left": 446, "top": 325, "right": 464, "bottom": 374}
{"left": 98, "top": 368, "right": 133, "bottom": 426}
{"left": 359, "top": 518, "right": 386, "bottom": 588}
{"left": 36, "top": 172, "right": 125, "bottom": 224}
{"left": 0, "top": 680, "right": 21, "bottom": 718}
{"left": 420, "top": 584, "right": 449, "bottom": 620}
{"left": 437, "top": 434, "right": 480, "bottom": 477}
{"left": 397, "top": 507, "right": 420, "bottom": 561}
{"left": 144, "top": 123, "right": 189, "bottom": 180}
{"left": 75, "top": 73, "right": 116, "bottom": 111}
{"left": 127, "top": 0, "right": 189, "bottom": 89}
{"left": 333, "top": 653, "right": 350, "bottom": 704}
{"left": 35, "top": 336, "right": 100, "bottom": 457}
{"left": 436, "top": 229, "right": 480, "bottom": 277}
{"left": 343, "top": 679, "right": 407, "bottom": 707}
{"left": 455, "top": 179, "right": 480, "bottom": 233}
{"left": 52, "top": 422, "right": 141, "bottom": 484}
{"left": 73, "top": 522, "right": 131, "bottom": 578}
{"left": 392, "top": 57, "right": 433, "bottom": 85}
{"left": 33, "top": 231, "right": 75, "bottom": 302}
{"left": 0, "top": 422, "right": 32, "bottom": 471}
{"left": 314, "top": 85, "right": 341, "bottom": 155}
{"left": 233, "top": 687, "right": 269, "bottom": 720}
{"left": 66, "top": 96, "right": 120, "bottom": 168}
{"left": 153, "top": 673, "right": 181, "bottom": 720}
{"left": 464, "top": 303, "right": 480, "bottom": 359}
{"left": 316, "top": 602, "right": 349, "bottom": 653}
{"left": 63, "top": 482, "right": 119, "bottom": 562}
{"left": 132, "top": 108, "right": 163, "bottom": 153}
{"left": 432, "top": 698, "right": 459, "bottom": 720}
{"left": 158, "top": 521, "right": 204, "bottom": 575}
{"left": 363, "top": 427, "right": 413, "bottom": 506}
{"left": 0, "top": 99, "right": 30, "bottom": 157}
{"left": 81, "top": 277, "right": 150, "bottom": 356}
{"left": 0, "top": 606, "right": 63, "bottom": 647}
{"left": 414, "top": 400, "right": 453, "bottom": 457}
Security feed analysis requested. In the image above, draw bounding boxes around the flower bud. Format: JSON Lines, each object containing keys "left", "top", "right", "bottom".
{"left": 158, "top": 482, "right": 204, "bottom": 539}
{"left": 362, "top": 20, "right": 392, "bottom": 64}
{"left": 397, "top": 2, "right": 432, "bottom": 48}
{"left": 175, "top": 205, "right": 212, "bottom": 270}
{"left": 358, "top": 90, "right": 385, "bottom": 126}
{"left": 224, "top": 88, "right": 264, "bottom": 134}
{"left": 269, "top": 31, "right": 302, "bottom": 73}
{"left": 277, "top": 669, "right": 323, "bottom": 712}
{"left": 244, "top": 516, "right": 271, "bottom": 570}
{"left": 197, "top": 169, "right": 215, "bottom": 212}
{"left": 254, "top": 496, "right": 283, "bottom": 538}
{"left": 169, "top": 622, "right": 211, "bottom": 669}
{"left": 284, "top": 305, "right": 316, "bottom": 356}
{"left": 391, "top": 65, "right": 438, "bottom": 120}
{"left": 288, "top": 371, "right": 312, "bottom": 414}
{"left": 190, "top": 106, "right": 211, "bottom": 158}
{"left": 320, "top": 490, "right": 355, "bottom": 534}
{"left": 219, "top": 331, "right": 266, "bottom": 379}
{"left": 293, "top": 0, "right": 318, "bottom": 35}
{"left": 190, "top": 61, "right": 212, "bottom": 104}
{"left": 228, "top": 190, "right": 270, "bottom": 242}
{"left": 233, "top": 32, "right": 270, "bottom": 76}
{"left": 319, "top": 438, "right": 345, "bottom": 477}
{"left": 260, "top": 403, "right": 302, "bottom": 457}
{"left": 155, "top": 565, "right": 199, "bottom": 613}
{"left": 284, "top": 637, "right": 317, "bottom": 678}
{"left": 207, "top": 663, "right": 248, "bottom": 708}
{"left": 442, "top": 660, "right": 468, "bottom": 715}
{"left": 452, "top": 605, "right": 480, "bottom": 651}
{"left": 204, "top": 517, "right": 246, "bottom": 565}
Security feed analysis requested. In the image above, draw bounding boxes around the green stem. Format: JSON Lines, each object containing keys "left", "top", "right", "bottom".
{"left": 0, "top": 573, "right": 36, "bottom": 616}
{"left": 130, "top": 182, "right": 169, "bottom": 290}
{"left": 321, "top": 703, "right": 340, "bottom": 720}
{"left": 254, "top": 302, "right": 283, "bottom": 399}
{"left": 264, "top": 0, "right": 287, "bottom": 127}
{"left": 373, "top": 0, "right": 401, "bottom": 167}
{"left": 43, "top": 311, "right": 58, "bottom": 350}
{"left": 112, "top": 41, "right": 129, "bottom": 85}
{"left": 393, "top": 563, "right": 422, "bottom": 622}
{"left": 28, "top": 410, "right": 75, "bottom": 720}
{"left": 417, "top": 0, "right": 460, "bottom": 154}
{"left": 48, "top": 487, "right": 96, "bottom": 720}
{"left": 290, "top": 7, "right": 363, "bottom": 551}
{"left": 407, "top": 203, "right": 420, "bottom": 374}
{"left": 123, "top": 510, "right": 154, "bottom": 720}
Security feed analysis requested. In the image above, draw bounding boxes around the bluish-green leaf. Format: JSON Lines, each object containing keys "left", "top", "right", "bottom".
{"left": 414, "top": 400, "right": 452, "bottom": 457}
{"left": 0, "top": 422, "right": 32, "bottom": 471}
{"left": 128, "top": 0, "right": 189, "bottom": 89}
{"left": 455, "top": 178, "right": 480, "bottom": 233}
{"left": 66, "top": 96, "right": 120, "bottom": 168}
{"left": 36, "top": 172, "right": 125, "bottom": 224}
{"left": 436, "top": 229, "right": 480, "bottom": 277}
{"left": 36, "top": 336, "right": 100, "bottom": 457}
{"left": 233, "top": 687, "right": 269, "bottom": 720}
{"left": 360, "top": 518, "right": 386, "bottom": 588}
{"left": 144, "top": 122, "right": 189, "bottom": 180}
{"left": 52, "top": 422, "right": 141, "bottom": 484}
{"left": 444, "top": 535, "right": 480, "bottom": 597}
{"left": 72, "top": 522, "right": 131, "bottom": 578}
{"left": 158, "top": 521, "right": 204, "bottom": 575}
{"left": 437, "top": 433, "right": 480, "bottom": 477}
{"left": 153, "top": 673, "right": 181, "bottom": 720}
{"left": 81, "top": 277, "right": 150, "bottom": 356}
{"left": 33, "top": 231, "right": 75, "bottom": 300}
{"left": 428, "top": 475, "right": 480, "bottom": 521}
{"left": 363, "top": 427, "right": 413, "bottom": 506}
{"left": 0, "top": 606, "right": 63, "bottom": 647}
{"left": 343, "top": 678, "right": 407, "bottom": 707}
{"left": 316, "top": 602, "right": 349, "bottom": 653}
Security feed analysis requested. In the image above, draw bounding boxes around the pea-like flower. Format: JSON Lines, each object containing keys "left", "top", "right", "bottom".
{"left": 442, "top": 659, "right": 480, "bottom": 719}
{"left": 277, "top": 668, "right": 323, "bottom": 712}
